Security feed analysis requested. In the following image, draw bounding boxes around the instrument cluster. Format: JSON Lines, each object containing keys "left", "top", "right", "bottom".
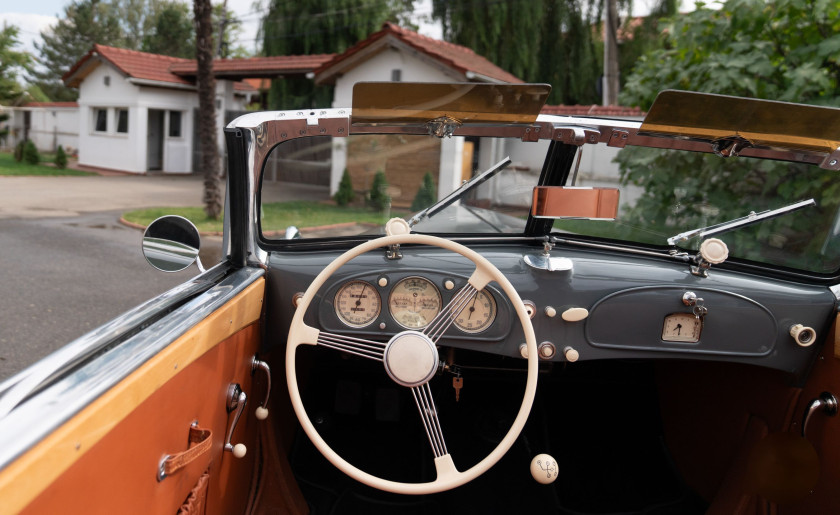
{"left": 331, "top": 275, "right": 498, "bottom": 335}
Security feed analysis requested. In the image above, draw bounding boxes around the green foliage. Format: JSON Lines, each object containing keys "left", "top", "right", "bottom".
{"left": 55, "top": 145, "right": 68, "bottom": 169}
{"left": 262, "top": 0, "right": 413, "bottom": 109}
{"left": 411, "top": 172, "right": 437, "bottom": 211}
{"left": 367, "top": 170, "right": 390, "bottom": 211}
{"left": 22, "top": 140, "right": 40, "bottom": 165}
{"left": 607, "top": 0, "right": 840, "bottom": 272}
{"left": 0, "top": 24, "right": 32, "bottom": 103}
{"left": 13, "top": 140, "right": 24, "bottom": 162}
{"left": 141, "top": 2, "right": 195, "bottom": 58}
{"left": 333, "top": 169, "right": 355, "bottom": 206}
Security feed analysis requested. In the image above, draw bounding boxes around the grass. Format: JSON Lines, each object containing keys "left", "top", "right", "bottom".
{"left": 122, "top": 201, "right": 407, "bottom": 234}
{"left": 0, "top": 151, "right": 93, "bottom": 176}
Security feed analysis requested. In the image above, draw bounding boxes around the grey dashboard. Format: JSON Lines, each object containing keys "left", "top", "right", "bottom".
{"left": 264, "top": 242, "right": 837, "bottom": 378}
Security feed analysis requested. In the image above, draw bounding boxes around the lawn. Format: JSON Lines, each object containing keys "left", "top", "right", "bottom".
{"left": 123, "top": 201, "right": 406, "bottom": 234}
{"left": 0, "top": 151, "right": 93, "bottom": 176}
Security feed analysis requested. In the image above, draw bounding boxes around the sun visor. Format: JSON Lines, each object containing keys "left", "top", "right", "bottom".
{"left": 640, "top": 90, "right": 840, "bottom": 156}
{"left": 351, "top": 82, "right": 551, "bottom": 126}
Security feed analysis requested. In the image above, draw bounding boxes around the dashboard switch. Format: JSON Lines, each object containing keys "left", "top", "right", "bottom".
{"left": 544, "top": 306, "right": 557, "bottom": 318}
{"left": 538, "top": 342, "right": 556, "bottom": 359}
{"left": 790, "top": 324, "right": 817, "bottom": 347}
{"left": 561, "top": 307, "right": 589, "bottom": 322}
{"left": 564, "top": 346, "right": 580, "bottom": 362}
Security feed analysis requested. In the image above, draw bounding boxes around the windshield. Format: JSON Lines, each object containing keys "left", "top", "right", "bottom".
{"left": 258, "top": 132, "right": 840, "bottom": 275}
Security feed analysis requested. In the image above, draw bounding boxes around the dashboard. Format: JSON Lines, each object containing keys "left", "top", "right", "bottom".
{"left": 264, "top": 242, "right": 837, "bottom": 380}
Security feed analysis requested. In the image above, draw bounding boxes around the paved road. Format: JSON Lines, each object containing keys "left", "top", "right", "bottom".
{"left": 0, "top": 174, "right": 222, "bottom": 382}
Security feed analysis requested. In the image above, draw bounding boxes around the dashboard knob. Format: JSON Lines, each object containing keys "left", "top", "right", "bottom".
{"left": 564, "top": 346, "right": 580, "bottom": 362}
{"left": 544, "top": 306, "right": 557, "bottom": 318}
{"left": 790, "top": 324, "right": 817, "bottom": 347}
{"left": 561, "top": 307, "right": 589, "bottom": 322}
{"left": 530, "top": 453, "right": 559, "bottom": 484}
{"left": 538, "top": 342, "right": 556, "bottom": 359}
{"left": 519, "top": 343, "right": 529, "bottom": 359}
{"left": 699, "top": 238, "right": 729, "bottom": 264}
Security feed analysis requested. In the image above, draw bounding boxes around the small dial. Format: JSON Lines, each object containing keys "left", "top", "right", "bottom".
{"left": 662, "top": 312, "right": 702, "bottom": 343}
{"left": 335, "top": 281, "right": 380, "bottom": 328}
{"left": 389, "top": 277, "right": 442, "bottom": 329}
{"left": 454, "top": 288, "right": 497, "bottom": 334}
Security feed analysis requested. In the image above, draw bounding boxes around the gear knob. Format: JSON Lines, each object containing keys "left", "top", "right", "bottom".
{"left": 530, "top": 453, "right": 559, "bottom": 484}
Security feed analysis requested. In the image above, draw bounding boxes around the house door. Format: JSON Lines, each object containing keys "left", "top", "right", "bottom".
{"left": 147, "top": 109, "right": 164, "bottom": 171}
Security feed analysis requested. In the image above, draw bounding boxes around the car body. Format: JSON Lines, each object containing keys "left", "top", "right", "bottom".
{"left": 1, "top": 82, "right": 840, "bottom": 513}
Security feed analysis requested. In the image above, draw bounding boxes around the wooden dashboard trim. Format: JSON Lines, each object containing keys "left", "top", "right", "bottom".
{"left": 0, "top": 277, "right": 265, "bottom": 514}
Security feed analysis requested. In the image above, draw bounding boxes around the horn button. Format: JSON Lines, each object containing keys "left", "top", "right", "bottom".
{"left": 383, "top": 331, "right": 439, "bottom": 387}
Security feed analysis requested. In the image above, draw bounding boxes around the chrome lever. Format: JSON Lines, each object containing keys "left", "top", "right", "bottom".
{"left": 251, "top": 357, "right": 271, "bottom": 420}
{"left": 801, "top": 391, "right": 838, "bottom": 438}
{"left": 224, "top": 383, "right": 247, "bottom": 458}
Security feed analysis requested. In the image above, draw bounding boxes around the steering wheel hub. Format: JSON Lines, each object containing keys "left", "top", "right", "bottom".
{"left": 383, "top": 331, "right": 439, "bottom": 387}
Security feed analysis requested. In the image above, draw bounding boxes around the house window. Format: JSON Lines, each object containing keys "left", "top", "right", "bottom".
{"left": 168, "top": 111, "right": 182, "bottom": 138}
{"left": 94, "top": 108, "right": 107, "bottom": 132}
{"left": 116, "top": 109, "right": 129, "bottom": 133}
{"left": 391, "top": 69, "right": 402, "bottom": 82}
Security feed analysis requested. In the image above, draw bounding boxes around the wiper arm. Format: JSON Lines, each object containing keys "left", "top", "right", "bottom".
{"left": 408, "top": 156, "right": 511, "bottom": 227}
{"left": 667, "top": 198, "right": 816, "bottom": 246}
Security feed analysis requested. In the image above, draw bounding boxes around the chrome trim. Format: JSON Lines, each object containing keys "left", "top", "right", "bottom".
{"left": 830, "top": 284, "right": 840, "bottom": 303}
{"left": 0, "top": 266, "right": 264, "bottom": 472}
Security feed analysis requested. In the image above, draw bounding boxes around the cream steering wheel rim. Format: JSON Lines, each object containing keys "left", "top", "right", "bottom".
{"left": 286, "top": 233, "right": 538, "bottom": 495}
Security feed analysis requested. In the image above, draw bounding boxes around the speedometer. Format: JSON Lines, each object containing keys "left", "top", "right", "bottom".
{"left": 335, "top": 281, "right": 380, "bottom": 327}
{"left": 454, "top": 288, "right": 496, "bottom": 334}
{"left": 388, "top": 277, "right": 442, "bottom": 329}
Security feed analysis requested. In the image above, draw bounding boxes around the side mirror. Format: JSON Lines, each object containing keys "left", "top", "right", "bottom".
{"left": 142, "top": 215, "right": 204, "bottom": 273}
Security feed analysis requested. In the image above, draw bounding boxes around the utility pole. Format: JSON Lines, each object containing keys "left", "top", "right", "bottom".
{"left": 603, "top": 0, "right": 620, "bottom": 106}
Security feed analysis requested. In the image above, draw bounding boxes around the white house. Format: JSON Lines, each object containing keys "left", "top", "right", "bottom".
{"left": 1, "top": 102, "right": 79, "bottom": 153}
{"left": 62, "top": 45, "right": 258, "bottom": 174}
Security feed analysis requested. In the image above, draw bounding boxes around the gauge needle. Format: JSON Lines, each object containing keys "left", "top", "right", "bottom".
{"left": 468, "top": 296, "right": 478, "bottom": 319}
{"left": 356, "top": 284, "right": 366, "bottom": 307}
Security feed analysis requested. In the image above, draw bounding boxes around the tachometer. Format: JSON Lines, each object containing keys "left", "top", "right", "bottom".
{"left": 388, "top": 277, "right": 442, "bottom": 329}
{"left": 454, "top": 288, "right": 496, "bottom": 334}
{"left": 335, "top": 281, "right": 380, "bottom": 328}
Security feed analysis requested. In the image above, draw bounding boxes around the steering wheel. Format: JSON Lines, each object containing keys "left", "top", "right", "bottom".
{"left": 286, "top": 232, "right": 538, "bottom": 495}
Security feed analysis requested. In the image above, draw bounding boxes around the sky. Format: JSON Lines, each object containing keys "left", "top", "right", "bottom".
{"left": 0, "top": 0, "right": 442, "bottom": 57}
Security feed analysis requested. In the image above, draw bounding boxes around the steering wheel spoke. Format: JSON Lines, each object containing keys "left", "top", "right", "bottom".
{"left": 316, "top": 331, "right": 386, "bottom": 362}
{"left": 423, "top": 283, "right": 478, "bottom": 343}
{"left": 411, "top": 382, "right": 448, "bottom": 458}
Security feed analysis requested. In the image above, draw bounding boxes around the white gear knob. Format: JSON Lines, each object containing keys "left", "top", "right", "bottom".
{"left": 255, "top": 406, "right": 269, "bottom": 420}
{"left": 699, "top": 238, "right": 729, "bottom": 264}
{"left": 530, "top": 453, "right": 559, "bottom": 484}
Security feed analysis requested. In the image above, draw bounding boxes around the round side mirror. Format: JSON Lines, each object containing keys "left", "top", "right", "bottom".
{"left": 142, "top": 215, "right": 203, "bottom": 273}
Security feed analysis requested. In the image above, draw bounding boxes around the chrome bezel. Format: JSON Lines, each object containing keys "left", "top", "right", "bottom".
{"left": 388, "top": 276, "right": 442, "bottom": 330}
{"left": 453, "top": 288, "right": 497, "bottom": 334}
{"left": 334, "top": 280, "right": 381, "bottom": 328}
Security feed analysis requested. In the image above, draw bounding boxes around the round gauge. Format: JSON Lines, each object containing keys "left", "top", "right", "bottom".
{"left": 454, "top": 288, "right": 497, "bottom": 334}
{"left": 388, "top": 277, "right": 442, "bottom": 329}
{"left": 334, "top": 281, "right": 381, "bottom": 328}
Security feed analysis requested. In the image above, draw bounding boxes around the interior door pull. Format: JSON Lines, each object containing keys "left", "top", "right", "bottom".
{"left": 801, "top": 391, "right": 838, "bottom": 439}
{"left": 251, "top": 357, "right": 271, "bottom": 420}
{"left": 157, "top": 423, "right": 213, "bottom": 482}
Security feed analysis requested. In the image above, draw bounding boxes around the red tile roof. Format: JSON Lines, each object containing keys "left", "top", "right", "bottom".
{"left": 169, "top": 55, "right": 335, "bottom": 78}
{"left": 315, "top": 22, "right": 523, "bottom": 84}
{"left": 63, "top": 44, "right": 193, "bottom": 87}
{"left": 541, "top": 104, "right": 644, "bottom": 117}
{"left": 23, "top": 102, "right": 79, "bottom": 108}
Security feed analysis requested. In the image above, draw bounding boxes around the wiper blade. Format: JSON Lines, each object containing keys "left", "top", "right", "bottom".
{"left": 667, "top": 198, "right": 816, "bottom": 246}
{"left": 408, "top": 156, "right": 511, "bottom": 227}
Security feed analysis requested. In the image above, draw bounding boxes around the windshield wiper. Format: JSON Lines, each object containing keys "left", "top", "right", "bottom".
{"left": 408, "top": 156, "right": 511, "bottom": 227}
{"left": 667, "top": 198, "right": 816, "bottom": 246}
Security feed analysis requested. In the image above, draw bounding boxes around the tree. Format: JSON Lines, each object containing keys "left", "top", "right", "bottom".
{"left": 0, "top": 24, "right": 31, "bottom": 104}
{"left": 334, "top": 169, "right": 355, "bottom": 206}
{"left": 367, "top": 170, "right": 390, "bottom": 211}
{"left": 411, "top": 172, "right": 436, "bottom": 211}
{"left": 31, "top": 0, "right": 124, "bottom": 101}
{"left": 142, "top": 1, "right": 196, "bottom": 58}
{"left": 55, "top": 145, "right": 68, "bottom": 169}
{"left": 194, "top": 0, "right": 222, "bottom": 219}
{"left": 261, "top": 0, "right": 414, "bottom": 109}
{"left": 612, "top": 0, "right": 840, "bottom": 269}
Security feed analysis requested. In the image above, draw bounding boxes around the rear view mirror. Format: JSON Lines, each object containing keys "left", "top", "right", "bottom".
{"left": 142, "top": 215, "right": 204, "bottom": 273}
{"left": 531, "top": 186, "right": 620, "bottom": 220}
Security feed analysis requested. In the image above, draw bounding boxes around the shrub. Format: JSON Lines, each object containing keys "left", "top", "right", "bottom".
{"left": 55, "top": 145, "right": 68, "bottom": 169}
{"left": 367, "top": 170, "right": 390, "bottom": 211}
{"left": 13, "top": 140, "right": 24, "bottom": 162}
{"left": 411, "top": 172, "right": 437, "bottom": 211}
{"left": 22, "top": 140, "right": 40, "bottom": 165}
{"left": 333, "top": 169, "right": 354, "bottom": 206}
